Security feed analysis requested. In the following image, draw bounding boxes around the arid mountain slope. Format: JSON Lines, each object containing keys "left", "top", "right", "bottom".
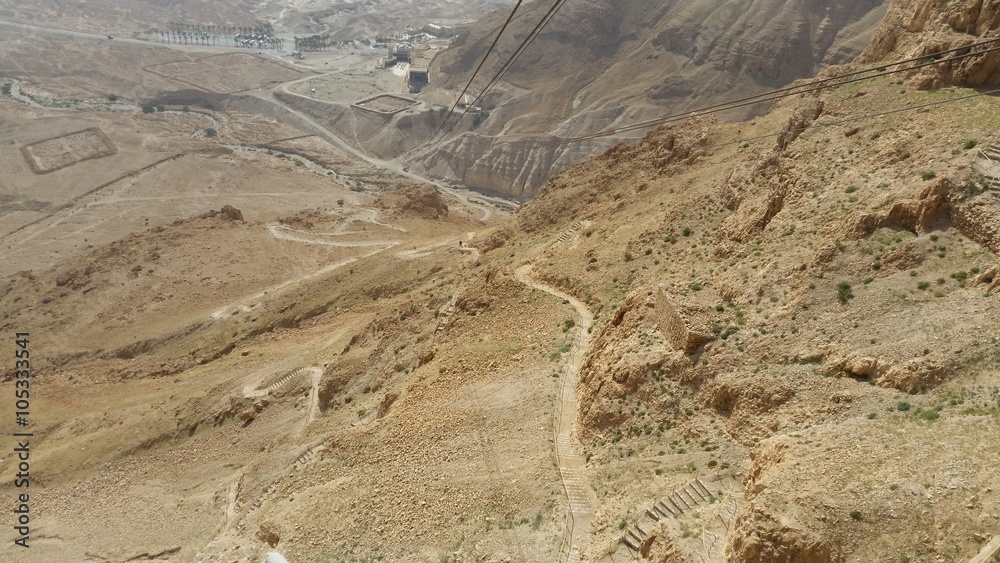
{"left": 4, "top": 0, "right": 1000, "bottom": 561}
{"left": 411, "top": 0, "right": 888, "bottom": 199}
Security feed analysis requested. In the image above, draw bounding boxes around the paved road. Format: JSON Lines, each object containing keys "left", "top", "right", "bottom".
{"left": 0, "top": 18, "right": 218, "bottom": 52}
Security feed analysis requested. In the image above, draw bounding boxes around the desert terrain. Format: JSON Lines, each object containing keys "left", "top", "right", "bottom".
{"left": 1, "top": 0, "right": 1000, "bottom": 563}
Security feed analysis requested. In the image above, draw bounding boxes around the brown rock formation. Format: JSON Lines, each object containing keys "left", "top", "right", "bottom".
{"left": 375, "top": 186, "right": 448, "bottom": 219}
{"left": 857, "top": 0, "right": 1000, "bottom": 89}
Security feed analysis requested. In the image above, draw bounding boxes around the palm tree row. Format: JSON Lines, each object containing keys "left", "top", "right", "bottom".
{"left": 153, "top": 24, "right": 283, "bottom": 50}
{"left": 293, "top": 34, "right": 336, "bottom": 52}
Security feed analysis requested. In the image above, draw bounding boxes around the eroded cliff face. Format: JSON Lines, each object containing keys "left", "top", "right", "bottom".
{"left": 858, "top": 0, "right": 1000, "bottom": 88}
{"left": 415, "top": 0, "right": 888, "bottom": 198}
{"left": 419, "top": 133, "right": 614, "bottom": 201}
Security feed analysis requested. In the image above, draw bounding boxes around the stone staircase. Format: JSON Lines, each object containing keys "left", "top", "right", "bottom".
{"left": 974, "top": 144, "right": 1000, "bottom": 195}
{"left": 552, "top": 220, "right": 590, "bottom": 246}
{"left": 622, "top": 478, "right": 718, "bottom": 552}
{"left": 293, "top": 442, "right": 326, "bottom": 470}
{"left": 244, "top": 367, "right": 309, "bottom": 399}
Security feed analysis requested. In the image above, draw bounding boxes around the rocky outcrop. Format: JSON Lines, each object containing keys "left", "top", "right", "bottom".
{"left": 375, "top": 186, "right": 448, "bottom": 219}
{"left": 718, "top": 154, "right": 798, "bottom": 244}
{"left": 201, "top": 205, "right": 244, "bottom": 222}
{"left": 220, "top": 205, "right": 244, "bottom": 222}
{"left": 954, "top": 193, "right": 1000, "bottom": 255}
{"left": 419, "top": 133, "right": 612, "bottom": 200}
{"left": 727, "top": 439, "right": 832, "bottom": 563}
{"left": 577, "top": 288, "right": 689, "bottom": 434}
{"left": 641, "top": 522, "right": 691, "bottom": 562}
{"left": 848, "top": 178, "right": 953, "bottom": 236}
{"left": 857, "top": 0, "right": 1000, "bottom": 89}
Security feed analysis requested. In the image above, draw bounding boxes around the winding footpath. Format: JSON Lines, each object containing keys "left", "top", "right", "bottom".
{"left": 515, "top": 264, "right": 597, "bottom": 563}
{"left": 268, "top": 81, "right": 515, "bottom": 223}
{"left": 209, "top": 218, "right": 400, "bottom": 320}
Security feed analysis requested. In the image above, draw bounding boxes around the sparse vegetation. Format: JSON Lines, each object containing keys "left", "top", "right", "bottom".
{"left": 837, "top": 281, "right": 853, "bottom": 304}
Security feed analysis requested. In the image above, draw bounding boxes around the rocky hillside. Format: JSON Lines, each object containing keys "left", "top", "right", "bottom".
{"left": 412, "top": 0, "right": 888, "bottom": 199}
{"left": 461, "top": 0, "right": 1000, "bottom": 556}
{"left": 5, "top": 1, "right": 1000, "bottom": 562}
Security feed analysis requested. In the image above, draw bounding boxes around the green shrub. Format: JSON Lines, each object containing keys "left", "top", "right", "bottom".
{"left": 963, "top": 139, "right": 978, "bottom": 150}
{"left": 918, "top": 409, "right": 939, "bottom": 421}
{"left": 844, "top": 185, "right": 858, "bottom": 193}
{"left": 896, "top": 401, "right": 910, "bottom": 412}
{"left": 624, "top": 252, "right": 633, "bottom": 262}
{"left": 837, "top": 281, "right": 853, "bottom": 304}
{"left": 920, "top": 171, "right": 936, "bottom": 181}
{"left": 849, "top": 510, "right": 862, "bottom": 521}
{"left": 917, "top": 281, "right": 930, "bottom": 290}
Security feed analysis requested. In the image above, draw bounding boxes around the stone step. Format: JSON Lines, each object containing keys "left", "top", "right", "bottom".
{"left": 653, "top": 501, "right": 674, "bottom": 518}
{"left": 646, "top": 507, "right": 661, "bottom": 521}
{"left": 656, "top": 500, "right": 676, "bottom": 516}
{"left": 623, "top": 533, "right": 641, "bottom": 551}
{"left": 665, "top": 496, "right": 684, "bottom": 514}
{"left": 673, "top": 492, "right": 691, "bottom": 510}
{"left": 680, "top": 487, "right": 698, "bottom": 506}
{"left": 628, "top": 524, "right": 646, "bottom": 543}
{"left": 694, "top": 478, "right": 712, "bottom": 498}
{"left": 687, "top": 483, "right": 707, "bottom": 502}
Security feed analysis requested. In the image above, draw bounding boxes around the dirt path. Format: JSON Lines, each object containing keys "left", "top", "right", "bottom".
{"left": 514, "top": 264, "right": 597, "bottom": 563}
{"left": 265, "top": 85, "right": 511, "bottom": 223}
{"left": 305, "top": 366, "right": 323, "bottom": 425}
{"left": 209, "top": 216, "right": 401, "bottom": 320}
{"left": 266, "top": 224, "right": 399, "bottom": 247}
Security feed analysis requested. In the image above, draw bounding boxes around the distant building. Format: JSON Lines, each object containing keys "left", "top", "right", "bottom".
{"left": 407, "top": 45, "right": 436, "bottom": 92}
{"left": 389, "top": 43, "right": 413, "bottom": 63}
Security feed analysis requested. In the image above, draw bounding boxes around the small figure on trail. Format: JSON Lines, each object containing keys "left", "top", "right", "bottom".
{"left": 458, "top": 240, "right": 463, "bottom": 247}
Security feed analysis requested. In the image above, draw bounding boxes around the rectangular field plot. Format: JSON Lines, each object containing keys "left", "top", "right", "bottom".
{"left": 353, "top": 94, "right": 418, "bottom": 114}
{"left": 21, "top": 128, "right": 117, "bottom": 174}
